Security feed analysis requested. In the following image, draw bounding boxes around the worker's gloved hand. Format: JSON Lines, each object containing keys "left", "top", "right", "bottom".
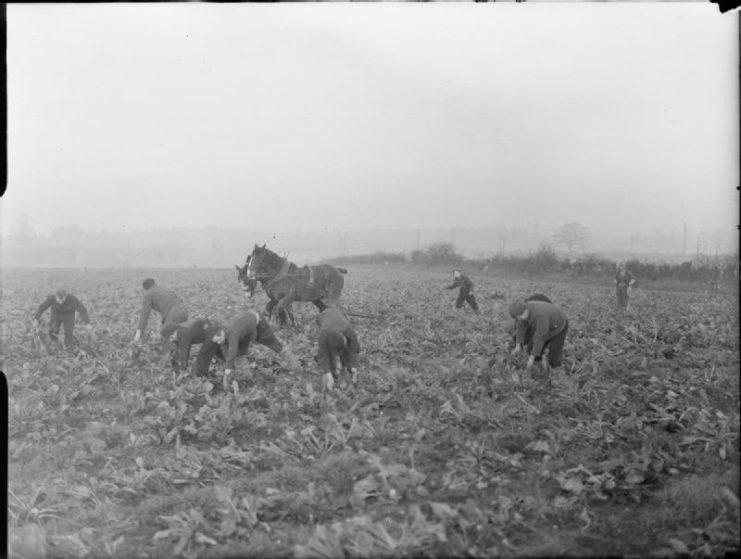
{"left": 511, "top": 344, "right": 522, "bottom": 356}
{"left": 526, "top": 355, "right": 535, "bottom": 370}
{"left": 133, "top": 330, "right": 141, "bottom": 343}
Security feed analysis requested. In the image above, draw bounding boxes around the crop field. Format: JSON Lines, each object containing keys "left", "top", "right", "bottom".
{"left": 3, "top": 265, "right": 740, "bottom": 558}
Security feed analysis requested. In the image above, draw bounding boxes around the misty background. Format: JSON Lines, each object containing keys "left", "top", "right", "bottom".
{"left": 2, "top": 3, "right": 738, "bottom": 268}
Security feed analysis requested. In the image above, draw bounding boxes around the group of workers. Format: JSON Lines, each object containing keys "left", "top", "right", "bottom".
{"left": 32, "top": 264, "right": 638, "bottom": 386}
{"left": 34, "top": 278, "right": 360, "bottom": 389}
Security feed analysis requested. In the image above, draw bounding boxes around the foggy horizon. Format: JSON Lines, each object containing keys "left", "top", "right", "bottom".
{"left": 2, "top": 3, "right": 738, "bottom": 244}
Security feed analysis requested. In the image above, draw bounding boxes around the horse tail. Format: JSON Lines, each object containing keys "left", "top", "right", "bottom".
{"left": 336, "top": 267, "right": 348, "bottom": 274}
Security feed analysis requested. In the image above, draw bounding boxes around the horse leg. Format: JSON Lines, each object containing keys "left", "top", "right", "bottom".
{"left": 275, "top": 295, "right": 296, "bottom": 327}
{"left": 267, "top": 298, "right": 289, "bottom": 328}
{"left": 265, "top": 299, "right": 277, "bottom": 323}
{"left": 286, "top": 304, "right": 297, "bottom": 328}
{"left": 312, "top": 299, "right": 327, "bottom": 312}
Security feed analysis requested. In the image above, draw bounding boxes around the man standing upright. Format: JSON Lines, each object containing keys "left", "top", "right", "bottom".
{"left": 444, "top": 269, "right": 479, "bottom": 313}
{"left": 133, "top": 278, "right": 189, "bottom": 353}
{"left": 615, "top": 263, "right": 636, "bottom": 310}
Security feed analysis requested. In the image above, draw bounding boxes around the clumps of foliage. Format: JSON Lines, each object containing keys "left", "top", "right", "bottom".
{"left": 4, "top": 266, "right": 739, "bottom": 558}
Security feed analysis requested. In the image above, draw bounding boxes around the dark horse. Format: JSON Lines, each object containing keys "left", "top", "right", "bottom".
{"left": 235, "top": 255, "right": 294, "bottom": 327}
{"left": 242, "top": 244, "right": 347, "bottom": 325}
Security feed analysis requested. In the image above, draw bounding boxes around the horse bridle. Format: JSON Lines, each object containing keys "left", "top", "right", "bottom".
{"left": 248, "top": 253, "right": 291, "bottom": 284}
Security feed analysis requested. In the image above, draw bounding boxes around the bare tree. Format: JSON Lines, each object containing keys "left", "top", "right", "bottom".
{"left": 553, "top": 223, "right": 591, "bottom": 256}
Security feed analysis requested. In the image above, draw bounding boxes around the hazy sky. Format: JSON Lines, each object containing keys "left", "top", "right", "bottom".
{"left": 3, "top": 3, "right": 738, "bottom": 238}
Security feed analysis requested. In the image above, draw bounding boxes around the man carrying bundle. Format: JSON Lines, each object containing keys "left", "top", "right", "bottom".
{"left": 508, "top": 299, "right": 569, "bottom": 376}
{"left": 315, "top": 307, "right": 361, "bottom": 389}
{"left": 615, "top": 263, "right": 636, "bottom": 311}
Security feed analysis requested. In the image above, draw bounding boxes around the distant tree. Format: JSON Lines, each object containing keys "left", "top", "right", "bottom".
{"left": 425, "top": 243, "right": 463, "bottom": 265}
{"left": 410, "top": 249, "right": 427, "bottom": 265}
{"left": 553, "top": 223, "right": 591, "bottom": 255}
{"left": 529, "top": 243, "right": 560, "bottom": 273}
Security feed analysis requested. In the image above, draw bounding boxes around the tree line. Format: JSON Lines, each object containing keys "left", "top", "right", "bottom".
{"left": 326, "top": 242, "right": 738, "bottom": 287}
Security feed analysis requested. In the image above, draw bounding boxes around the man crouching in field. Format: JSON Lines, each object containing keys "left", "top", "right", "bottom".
{"left": 315, "top": 308, "right": 361, "bottom": 390}
{"left": 509, "top": 299, "right": 569, "bottom": 377}
{"left": 511, "top": 293, "right": 553, "bottom": 344}
{"left": 210, "top": 310, "right": 298, "bottom": 389}
{"left": 34, "top": 288, "right": 92, "bottom": 348}
{"left": 169, "top": 318, "right": 221, "bottom": 373}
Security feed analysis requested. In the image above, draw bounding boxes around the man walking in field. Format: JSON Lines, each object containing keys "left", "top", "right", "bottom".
{"left": 615, "top": 262, "right": 636, "bottom": 311}
{"left": 509, "top": 299, "right": 569, "bottom": 376}
{"left": 444, "top": 269, "right": 479, "bottom": 313}
{"left": 133, "top": 279, "right": 189, "bottom": 358}
{"left": 315, "top": 307, "right": 361, "bottom": 390}
{"left": 34, "top": 288, "right": 92, "bottom": 348}
{"left": 210, "top": 310, "right": 296, "bottom": 388}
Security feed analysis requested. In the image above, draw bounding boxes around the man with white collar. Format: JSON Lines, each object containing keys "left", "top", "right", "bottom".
{"left": 508, "top": 299, "right": 569, "bottom": 374}
{"left": 210, "top": 310, "right": 294, "bottom": 388}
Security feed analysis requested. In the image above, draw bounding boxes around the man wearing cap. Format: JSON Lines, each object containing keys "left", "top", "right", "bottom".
{"left": 33, "top": 289, "right": 92, "bottom": 347}
{"left": 509, "top": 299, "right": 569, "bottom": 373}
{"left": 444, "top": 269, "right": 479, "bottom": 313}
{"left": 315, "top": 307, "right": 361, "bottom": 389}
{"left": 615, "top": 263, "right": 636, "bottom": 310}
{"left": 133, "top": 279, "right": 189, "bottom": 348}
{"left": 210, "top": 310, "right": 293, "bottom": 388}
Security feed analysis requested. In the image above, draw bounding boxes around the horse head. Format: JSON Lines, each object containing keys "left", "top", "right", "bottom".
{"left": 246, "top": 243, "right": 283, "bottom": 281}
{"left": 236, "top": 256, "right": 257, "bottom": 297}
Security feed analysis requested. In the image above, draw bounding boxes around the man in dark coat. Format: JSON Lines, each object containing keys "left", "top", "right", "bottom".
{"left": 315, "top": 307, "right": 361, "bottom": 389}
{"left": 169, "top": 318, "right": 220, "bottom": 373}
{"left": 512, "top": 294, "right": 553, "bottom": 344}
{"left": 210, "top": 310, "right": 295, "bottom": 388}
{"left": 508, "top": 299, "right": 569, "bottom": 374}
{"left": 444, "top": 269, "right": 479, "bottom": 313}
{"left": 190, "top": 322, "right": 226, "bottom": 377}
{"left": 34, "top": 289, "right": 92, "bottom": 347}
{"left": 615, "top": 263, "right": 636, "bottom": 310}
{"left": 133, "top": 278, "right": 189, "bottom": 350}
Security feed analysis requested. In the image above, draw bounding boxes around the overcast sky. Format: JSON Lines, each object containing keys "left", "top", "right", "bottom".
{"left": 2, "top": 2, "right": 738, "bottom": 239}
